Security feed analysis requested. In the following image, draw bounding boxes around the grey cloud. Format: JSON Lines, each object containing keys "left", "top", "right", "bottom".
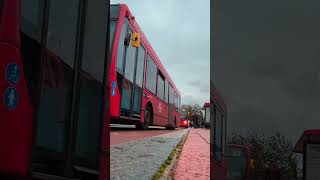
{"left": 213, "top": 0, "right": 320, "bottom": 147}
{"left": 111, "top": 0, "right": 210, "bottom": 105}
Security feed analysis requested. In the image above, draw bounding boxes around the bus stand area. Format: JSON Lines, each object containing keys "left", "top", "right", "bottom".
{"left": 293, "top": 129, "right": 320, "bottom": 180}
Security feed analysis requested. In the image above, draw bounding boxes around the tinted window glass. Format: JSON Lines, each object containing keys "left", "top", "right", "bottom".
{"left": 20, "top": 0, "right": 44, "bottom": 105}
{"left": 124, "top": 30, "right": 136, "bottom": 82}
{"left": 116, "top": 18, "right": 128, "bottom": 73}
{"left": 165, "top": 80, "right": 168, "bottom": 102}
{"left": 110, "top": 5, "right": 120, "bottom": 19}
{"left": 216, "top": 109, "right": 222, "bottom": 160}
{"left": 20, "top": 0, "right": 44, "bottom": 42}
{"left": 169, "top": 85, "right": 173, "bottom": 104}
{"left": 36, "top": 0, "right": 79, "bottom": 152}
{"left": 109, "top": 20, "right": 117, "bottom": 52}
{"left": 157, "top": 73, "right": 165, "bottom": 100}
{"left": 226, "top": 148, "right": 247, "bottom": 179}
{"left": 75, "top": 0, "right": 107, "bottom": 168}
{"left": 145, "top": 55, "right": 157, "bottom": 94}
{"left": 174, "top": 93, "right": 178, "bottom": 107}
{"left": 135, "top": 45, "right": 145, "bottom": 87}
{"left": 133, "top": 86, "right": 142, "bottom": 113}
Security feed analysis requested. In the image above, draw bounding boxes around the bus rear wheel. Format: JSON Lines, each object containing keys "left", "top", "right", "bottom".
{"left": 136, "top": 105, "right": 151, "bottom": 130}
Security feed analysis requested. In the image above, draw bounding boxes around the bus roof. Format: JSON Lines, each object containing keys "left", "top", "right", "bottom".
{"left": 117, "top": 4, "right": 181, "bottom": 97}
{"left": 293, "top": 129, "right": 320, "bottom": 153}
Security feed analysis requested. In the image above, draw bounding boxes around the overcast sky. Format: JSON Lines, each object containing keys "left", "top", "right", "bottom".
{"left": 111, "top": 0, "right": 210, "bottom": 106}
{"left": 213, "top": 0, "right": 320, "bottom": 148}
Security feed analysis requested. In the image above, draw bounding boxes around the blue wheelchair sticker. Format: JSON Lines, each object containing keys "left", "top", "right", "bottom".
{"left": 111, "top": 81, "right": 117, "bottom": 96}
{"left": 3, "top": 87, "right": 19, "bottom": 110}
{"left": 6, "top": 63, "right": 20, "bottom": 85}
{"left": 112, "top": 81, "right": 117, "bottom": 89}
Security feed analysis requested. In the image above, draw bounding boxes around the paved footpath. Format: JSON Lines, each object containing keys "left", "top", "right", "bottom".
{"left": 174, "top": 128, "right": 210, "bottom": 180}
{"left": 110, "top": 129, "right": 188, "bottom": 180}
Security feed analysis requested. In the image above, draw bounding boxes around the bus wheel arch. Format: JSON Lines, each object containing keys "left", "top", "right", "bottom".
{"left": 146, "top": 102, "right": 153, "bottom": 125}
{"left": 136, "top": 102, "right": 153, "bottom": 130}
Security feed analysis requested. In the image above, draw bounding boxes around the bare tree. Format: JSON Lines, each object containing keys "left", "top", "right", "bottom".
{"left": 228, "top": 130, "right": 297, "bottom": 179}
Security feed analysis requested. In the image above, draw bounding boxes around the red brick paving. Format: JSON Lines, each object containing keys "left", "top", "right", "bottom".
{"left": 174, "top": 128, "right": 210, "bottom": 180}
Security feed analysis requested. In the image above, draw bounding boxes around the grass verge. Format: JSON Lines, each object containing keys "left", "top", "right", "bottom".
{"left": 151, "top": 130, "right": 189, "bottom": 180}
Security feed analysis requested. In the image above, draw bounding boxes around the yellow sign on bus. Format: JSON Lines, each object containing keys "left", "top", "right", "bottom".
{"left": 131, "top": 32, "right": 141, "bottom": 47}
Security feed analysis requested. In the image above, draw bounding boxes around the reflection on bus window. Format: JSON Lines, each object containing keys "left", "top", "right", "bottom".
{"left": 20, "top": 0, "right": 43, "bottom": 42}
{"left": 20, "top": 0, "right": 44, "bottom": 105}
{"left": 116, "top": 18, "right": 128, "bottom": 73}
{"left": 216, "top": 109, "right": 222, "bottom": 160}
{"left": 146, "top": 56, "right": 157, "bottom": 94}
{"left": 226, "top": 148, "right": 247, "bottom": 180}
{"left": 36, "top": 0, "right": 79, "bottom": 153}
{"left": 157, "top": 72, "right": 165, "bottom": 100}
{"left": 110, "top": 21, "right": 117, "bottom": 51}
{"left": 75, "top": 0, "right": 107, "bottom": 168}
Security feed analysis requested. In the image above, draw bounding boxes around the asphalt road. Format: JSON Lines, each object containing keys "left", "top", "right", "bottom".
{"left": 110, "top": 124, "right": 185, "bottom": 146}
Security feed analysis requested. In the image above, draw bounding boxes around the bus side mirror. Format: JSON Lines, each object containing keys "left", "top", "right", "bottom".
{"left": 124, "top": 33, "right": 131, "bottom": 47}
{"left": 131, "top": 32, "right": 140, "bottom": 47}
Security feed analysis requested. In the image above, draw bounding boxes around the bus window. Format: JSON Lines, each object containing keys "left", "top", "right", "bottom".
{"left": 226, "top": 147, "right": 247, "bottom": 180}
{"left": 133, "top": 45, "right": 145, "bottom": 113}
{"left": 216, "top": 109, "right": 222, "bottom": 160}
{"left": 35, "top": 0, "right": 79, "bottom": 157}
{"left": 120, "top": 28, "right": 136, "bottom": 111}
{"left": 124, "top": 29, "right": 136, "bottom": 82}
{"left": 109, "top": 20, "right": 117, "bottom": 52}
{"left": 20, "top": 0, "right": 44, "bottom": 105}
{"left": 75, "top": 0, "right": 107, "bottom": 169}
{"left": 165, "top": 80, "right": 169, "bottom": 103}
{"left": 157, "top": 72, "right": 165, "bottom": 101}
{"left": 222, "top": 115, "right": 226, "bottom": 157}
{"left": 116, "top": 18, "right": 128, "bottom": 74}
{"left": 145, "top": 55, "right": 157, "bottom": 94}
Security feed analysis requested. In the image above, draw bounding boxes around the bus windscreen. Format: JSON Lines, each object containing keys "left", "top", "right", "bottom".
{"left": 180, "top": 109, "right": 187, "bottom": 119}
{"left": 226, "top": 147, "right": 247, "bottom": 180}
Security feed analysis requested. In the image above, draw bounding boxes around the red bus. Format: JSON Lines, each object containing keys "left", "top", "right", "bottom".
{"left": 210, "top": 82, "right": 228, "bottom": 180}
{"left": 1, "top": 0, "right": 110, "bottom": 179}
{"left": 179, "top": 108, "right": 189, "bottom": 128}
{"left": 109, "top": 4, "right": 181, "bottom": 130}
{"left": 226, "top": 144, "right": 254, "bottom": 180}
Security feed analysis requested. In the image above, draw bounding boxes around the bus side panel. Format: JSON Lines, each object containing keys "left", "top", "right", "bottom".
{"left": 152, "top": 99, "right": 168, "bottom": 127}
{"left": 109, "top": 6, "right": 127, "bottom": 119}
{"left": 0, "top": 0, "right": 33, "bottom": 176}
{"left": 0, "top": 44, "right": 33, "bottom": 176}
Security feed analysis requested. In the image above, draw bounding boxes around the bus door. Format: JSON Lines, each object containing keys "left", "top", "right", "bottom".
{"left": 20, "top": 0, "right": 108, "bottom": 179}
{"left": 117, "top": 19, "right": 142, "bottom": 118}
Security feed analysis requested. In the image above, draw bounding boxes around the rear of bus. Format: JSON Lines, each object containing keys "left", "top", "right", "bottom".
{"left": 226, "top": 144, "right": 253, "bottom": 180}
{"left": 179, "top": 108, "right": 189, "bottom": 128}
